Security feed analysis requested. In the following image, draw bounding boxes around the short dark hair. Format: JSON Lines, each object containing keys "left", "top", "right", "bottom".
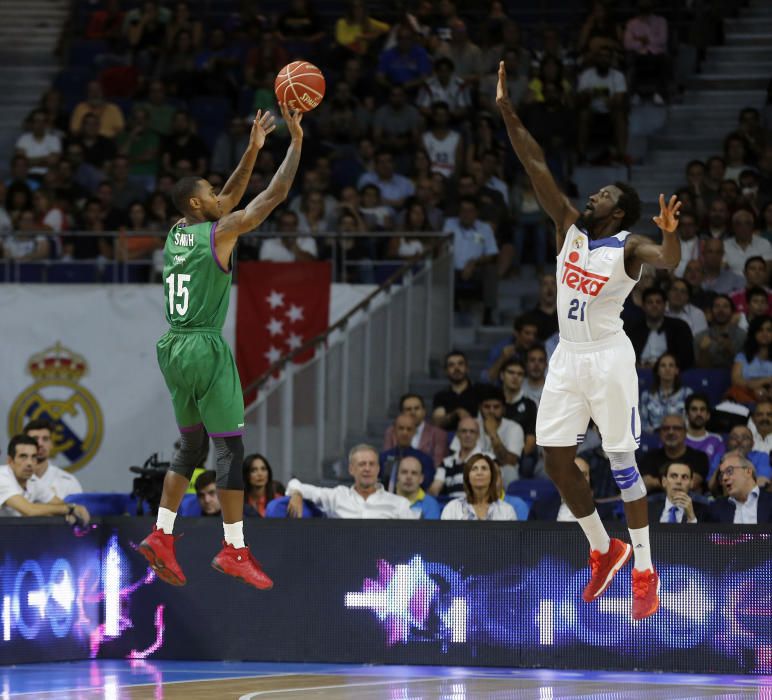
{"left": 670, "top": 277, "right": 692, "bottom": 299}
{"left": 171, "top": 176, "right": 204, "bottom": 214}
{"left": 194, "top": 469, "right": 217, "bottom": 493}
{"left": 642, "top": 286, "right": 665, "bottom": 303}
{"left": 501, "top": 357, "right": 526, "bottom": 374}
{"left": 7, "top": 434, "right": 37, "bottom": 460}
{"left": 685, "top": 159, "right": 705, "bottom": 173}
{"left": 744, "top": 255, "right": 766, "bottom": 272}
{"left": 712, "top": 293, "right": 735, "bottom": 312}
{"left": 433, "top": 56, "right": 454, "bottom": 71}
{"left": 613, "top": 181, "right": 641, "bottom": 230}
{"left": 444, "top": 350, "right": 467, "bottom": 365}
{"left": 23, "top": 418, "right": 55, "bottom": 434}
{"left": 514, "top": 314, "right": 539, "bottom": 332}
{"left": 746, "top": 286, "right": 768, "bottom": 303}
{"left": 685, "top": 392, "right": 711, "bottom": 412}
{"left": 477, "top": 383, "right": 505, "bottom": 404}
{"left": 458, "top": 196, "right": 478, "bottom": 210}
{"left": 527, "top": 344, "right": 547, "bottom": 360}
{"left": 399, "top": 393, "right": 425, "bottom": 410}
{"left": 662, "top": 461, "right": 693, "bottom": 478}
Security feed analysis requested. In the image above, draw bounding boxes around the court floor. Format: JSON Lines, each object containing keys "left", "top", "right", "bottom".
{"left": 1, "top": 661, "right": 771, "bottom": 699}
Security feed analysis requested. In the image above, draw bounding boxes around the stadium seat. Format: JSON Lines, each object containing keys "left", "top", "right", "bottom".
{"left": 17, "top": 263, "right": 47, "bottom": 283}
{"left": 637, "top": 432, "right": 662, "bottom": 454}
{"left": 264, "top": 496, "right": 325, "bottom": 518}
{"left": 177, "top": 494, "right": 202, "bottom": 517}
{"left": 64, "top": 493, "right": 134, "bottom": 516}
{"left": 48, "top": 263, "right": 100, "bottom": 283}
{"left": 506, "top": 479, "right": 559, "bottom": 505}
{"left": 637, "top": 368, "right": 654, "bottom": 394}
{"left": 68, "top": 40, "right": 108, "bottom": 67}
{"left": 504, "top": 495, "right": 530, "bottom": 520}
{"left": 681, "top": 368, "right": 732, "bottom": 408}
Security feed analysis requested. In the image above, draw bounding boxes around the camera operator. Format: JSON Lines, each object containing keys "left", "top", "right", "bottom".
{"left": 0, "top": 435, "right": 90, "bottom": 524}
{"left": 130, "top": 452, "right": 172, "bottom": 514}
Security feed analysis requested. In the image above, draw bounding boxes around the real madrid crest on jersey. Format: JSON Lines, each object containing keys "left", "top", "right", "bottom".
{"left": 7, "top": 343, "right": 103, "bottom": 472}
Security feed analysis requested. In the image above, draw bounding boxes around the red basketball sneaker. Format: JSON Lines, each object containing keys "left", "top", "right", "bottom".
{"left": 138, "top": 527, "right": 186, "bottom": 586}
{"left": 211, "top": 542, "right": 274, "bottom": 590}
{"left": 631, "top": 568, "right": 660, "bottom": 620}
{"left": 582, "top": 538, "right": 632, "bottom": 602}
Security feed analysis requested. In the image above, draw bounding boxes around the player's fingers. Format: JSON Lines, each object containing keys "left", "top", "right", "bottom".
{"left": 255, "top": 109, "right": 262, "bottom": 123}
{"left": 659, "top": 193, "right": 665, "bottom": 209}
{"left": 673, "top": 200, "right": 682, "bottom": 214}
{"left": 668, "top": 193, "right": 677, "bottom": 208}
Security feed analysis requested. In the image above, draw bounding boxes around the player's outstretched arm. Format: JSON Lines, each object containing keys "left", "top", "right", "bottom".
{"left": 625, "top": 194, "right": 682, "bottom": 279}
{"left": 496, "top": 61, "right": 579, "bottom": 246}
{"left": 215, "top": 104, "right": 303, "bottom": 254}
{"left": 218, "top": 110, "right": 276, "bottom": 216}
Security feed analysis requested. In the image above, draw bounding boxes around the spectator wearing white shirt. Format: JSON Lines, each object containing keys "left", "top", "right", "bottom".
{"left": 416, "top": 57, "right": 471, "bottom": 123}
{"left": 723, "top": 208, "right": 772, "bottom": 276}
{"left": 666, "top": 278, "right": 708, "bottom": 337}
{"left": 748, "top": 401, "right": 772, "bottom": 453}
{"left": 357, "top": 150, "right": 415, "bottom": 209}
{"left": 15, "top": 109, "right": 62, "bottom": 177}
{"left": 441, "top": 453, "right": 516, "bottom": 521}
{"left": 285, "top": 444, "right": 417, "bottom": 519}
{"left": 23, "top": 419, "right": 83, "bottom": 500}
{"left": 0, "top": 435, "right": 89, "bottom": 523}
{"left": 421, "top": 102, "right": 463, "bottom": 179}
{"left": 672, "top": 211, "right": 701, "bottom": 278}
{"left": 259, "top": 210, "right": 318, "bottom": 262}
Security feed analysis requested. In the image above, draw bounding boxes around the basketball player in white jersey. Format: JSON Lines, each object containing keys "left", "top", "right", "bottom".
{"left": 496, "top": 62, "right": 681, "bottom": 620}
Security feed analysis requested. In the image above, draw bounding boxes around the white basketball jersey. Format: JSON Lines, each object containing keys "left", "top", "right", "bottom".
{"left": 423, "top": 131, "right": 460, "bottom": 178}
{"left": 556, "top": 223, "right": 638, "bottom": 343}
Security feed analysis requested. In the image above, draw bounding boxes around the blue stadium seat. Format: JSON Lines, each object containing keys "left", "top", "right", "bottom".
{"left": 637, "top": 368, "right": 654, "bottom": 394}
{"left": 504, "top": 495, "right": 530, "bottom": 520}
{"left": 637, "top": 432, "right": 662, "bottom": 454}
{"left": 17, "top": 263, "right": 47, "bottom": 283}
{"left": 506, "top": 478, "right": 559, "bottom": 505}
{"left": 48, "top": 263, "right": 100, "bottom": 283}
{"left": 177, "top": 494, "right": 202, "bottom": 517}
{"left": 68, "top": 40, "right": 108, "bottom": 66}
{"left": 681, "top": 368, "right": 732, "bottom": 407}
{"left": 264, "top": 496, "right": 325, "bottom": 518}
{"left": 64, "top": 493, "right": 134, "bottom": 516}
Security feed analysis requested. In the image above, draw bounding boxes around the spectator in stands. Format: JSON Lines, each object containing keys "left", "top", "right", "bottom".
{"left": 259, "top": 209, "right": 317, "bottom": 262}
{"left": 373, "top": 86, "right": 423, "bottom": 155}
{"left": 445, "top": 197, "right": 499, "bottom": 325}
{"left": 760, "top": 202, "right": 772, "bottom": 242}
{"left": 0, "top": 435, "right": 89, "bottom": 522}
{"left": 730, "top": 315, "right": 772, "bottom": 404}
{"left": 161, "top": 111, "right": 209, "bottom": 178}
{"left": 417, "top": 57, "right": 470, "bottom": 124}
{"left": 530, "top": 26, "right": 575, "bottom": 77}
{"left": 749, "top": 400, "right": 772, "bottom": 453}
{"left": 422, "top": 102, "right": 463, "bottom": 179}
{"left": 31, "top": 189, "right": 66, "bottom": 235}
{"left": 623, "top": 0, "right": 669, "bottom": 104}
{"left": 529, "top": 456, "right": 615, "bottom": 521}
{"left": 672, "top": 211, "right": 701, "bottom": 277}
{"left": 85, "top": 0, "right": 125, "bottom": 45}
{"left": 0, "top": 183, "right": 11, "bottom": 233}
{"left": 376, "top": 26, "right": 432, "bottom": 93}
{"left": 6, "top": 155, "right": 39, "bottom": 192}
{"left": 193, "top": 470, "right": 221, "bottom": 516}
{"left": 639, "top": 413, "right": 709, "bottom": 493}
{"left": 72, "top": 112, "right": 117, "bottom": 172}
{"left": 523, "top": 345, "right": 548, "bottom": 406}
{"left": 69, "top": 81, "right": 125, "bottom": 138}
{"left": 379, "top": 413, "right": 435, "bottom": 491}
{"left": 276, "top": 0, "right": 326, "bottom": 57}
{"left": 436, "top": 18, "right": 484, "bottom": 88}
{"left": 116, "top": 106, "right": 161, "bottom": 186}
{"left": 15, "top": 109, "right": 62, "bottom": 179}
{"left": 723, "top": 133, "right": 751, "bottom": 184}
{"left": 109, "top": 156, "right": 148, "bottom": 211}
{"left": 684, "top": 393, "right": 725, "bottom": 462}
{"left": 395, "top": 456, "right": 441, "bottom": 519}
{"left": 576, "top": 47, "right": 628, "bottom": 163}
{"left": 390, "top": 198, "right": 436, "bottom": 259}
{"left": 139, "top": 81, "right": 176, "bottom": 137}
{"left": 432, "top": 350, "right": 480, "bottom": 431}
{"left": 730, "top": 256, "right": 772, "bottom": 313}
{"left": 126, "top": 0, "right": 169, "bottom": 72}
{"left": 63, "top": 198, "right": 114, "bottom": 260}
{"left": 724, "top": 209, "right": 772, "bottom": 276}
{"left": 499, "top": 358, "right": 537, "bottom": 457}
{"left": 479, "top": 48, "right": 528, "bottom": 115}
{"left": 627, "top": 287, "right": 694, "bottom": 369}
{"left": 22, "top": 419, "right": 82, "bottom": 499}
{"left": 116, "top": 201, "right": 163, "bottom": 264}
{"left": 441, "top": 454, "right": 516, "bottom": 520}
{"left": 736, "top": 287, "right": 770, "bottom": 332}
{"left": 666, "top": 277, "right": 707, "bottom": 337}
{"left": 431, "top": 416, "right": 488, "bottom": 498}
{"left": 639, "top": 352, "right": 693, "bottom": 434}
{"left": 708, "top": 425, "right": 770, "bottom": 489}
{"left": 680, "top": 160, "right": 711, "bottom": 220}
{"left": 357, "top": 149, "right": 414, "bottom": 210}
{"left": 578, "top": 0, "right": 622, "bottom": 64}
{"left": 526, "top": 55, "right": 573, "bottom": 105}
{"left": 95, "top": 181, "right": 125, "bottom": 229}
{"left": 296, "top": 190, "right": 331, "bottom": 236}
{"left": 694, "top": 294, "right": 746, "bottom": 369}
{"left": 243, "top": 453, "right": 284, "bottom": 517}
{"left": 526, "top": 274, "right": 559, "bottom": 342}
{"left": 1, "top": 209, "right": 51, "bottom": 261}
{"left": 701, "top": 198, "right": 731, "bottom": 241}
{"left": 700, "top": 239, "right": 745, "bottom": 295}
{"left": 286, "top": 444, "right": 416, "bottom": 518}
{"left": 211, "top": 116, "right": 250, "bottom": 175}
{"left": 648, "top": 462, "right": 708, "bottom": 523}
{"left": 358, "top": 184, "right": 394, "bottom": 231}
{"left": 333, "top": 0, "right": 389, "bottom": 58}
{"left": 710, "top": 451, "right": 772, "bottom": 523}
{"left": 485, "top": 314, "right": 539, "bottom": 383}
{"left": 383, "top": 393, "right": 447, "bottom": 467}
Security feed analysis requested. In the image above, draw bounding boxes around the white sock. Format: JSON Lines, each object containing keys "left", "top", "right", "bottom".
{"left": 223, "top": 521, "right": 245, "bottom": 549}
{"left": 156, "top": 507, "right": 176, "bottom": 535}
{"left": 577, "top": 510, "right": 610, "bottom": 553}
{"left": 629, "top": 525, "right": 653, "bottom": 571}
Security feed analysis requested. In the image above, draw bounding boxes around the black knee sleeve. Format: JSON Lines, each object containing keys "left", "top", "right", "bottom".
{"left": 213, "top": 436, "right": 244, "bottom": 490}
{"left": 170, "top": 428, "right": 208, "bottom": 480}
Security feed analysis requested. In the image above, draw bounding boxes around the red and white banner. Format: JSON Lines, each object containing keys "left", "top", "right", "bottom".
{"left": 236, "top": 262, "right": 332, "bottom": 395}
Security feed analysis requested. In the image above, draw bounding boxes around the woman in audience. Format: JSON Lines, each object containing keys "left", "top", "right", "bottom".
{"left": 640, "top": 352, "right": 693, "bottom": 433}
{"left": 390, "top": 198, "right": 434, "bottom": 259}
{"left": 441, "top": 454, "right": 517, "bottom": 521}
{"left": 334, "top": 0, "right": 390, "bottom": 59}
{"left": 731, "top": 315, "right": 772, "bottom": 404}
{"left": 243, "top": 454, "right": 285, "bottom": 517}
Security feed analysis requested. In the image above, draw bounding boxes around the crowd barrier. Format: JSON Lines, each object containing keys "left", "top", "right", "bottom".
{"left": 1, "top": 518, "right": 769, "bottom": 673}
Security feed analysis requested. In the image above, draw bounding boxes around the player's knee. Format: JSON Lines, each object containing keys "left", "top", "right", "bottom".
{"left": 542, "top": 446, "right": 577, "bottom": 483}
{"left": 213, "top": 436, "right": 244, "bottom": 490}
{"left": 608, "top": 451, "right": 647, "bottom": 502}
{"left": 170, "top": 428, "right": 207, "bottom": 481}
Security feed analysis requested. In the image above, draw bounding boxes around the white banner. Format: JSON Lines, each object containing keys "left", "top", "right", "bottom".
{"left": 0, "top": 285, "right": 236, "bottom": 492}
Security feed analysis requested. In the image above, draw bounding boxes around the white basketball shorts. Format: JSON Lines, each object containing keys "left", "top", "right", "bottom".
{"left": 536, "top": 333, "right": 641, "bottom": 452}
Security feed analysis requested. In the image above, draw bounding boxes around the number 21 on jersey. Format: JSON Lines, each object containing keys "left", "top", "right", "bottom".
{"left": 567, "top": 298, "right": 586, "bottom": 321}
{"left": 166, "top": 273, "right": 191, "bottom": 317}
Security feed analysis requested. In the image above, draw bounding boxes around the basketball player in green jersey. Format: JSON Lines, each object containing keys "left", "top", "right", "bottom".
{"left": 139, "top": 103, "right": 303, "bottom": 590}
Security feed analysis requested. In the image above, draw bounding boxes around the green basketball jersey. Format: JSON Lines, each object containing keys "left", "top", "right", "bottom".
{"left": 162, "top": 220, "right": 231, "bottom": 331}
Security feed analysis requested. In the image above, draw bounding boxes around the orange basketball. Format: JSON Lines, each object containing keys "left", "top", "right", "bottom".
{"left": 274, "top": 61, "right": 326, "bottom": 113}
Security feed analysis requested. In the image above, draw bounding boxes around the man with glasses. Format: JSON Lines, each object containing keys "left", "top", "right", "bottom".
{"left": 708, "top": 451, "right": 772, "bottom": 523}
{"left": 639, "top": 414, "right": 709, "bottom": 493}
{"left": 708, "top": 425, "right": 770, "bottom": 490}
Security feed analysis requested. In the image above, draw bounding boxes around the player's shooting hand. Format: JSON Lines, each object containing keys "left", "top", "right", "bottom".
{"left": 250, "top": 109, "right": 276, "bottom": 150}
{"left": 279, "top": 102, "right": 304, "bottom": 141}
{"left": 652, "top": 193, "right": 682, "bottom": 233}
{"left": 287, "top": 492, "right": 304, "bottom": 519}
{"left": 496, "top": 61, "right": 511, "bottom": 110}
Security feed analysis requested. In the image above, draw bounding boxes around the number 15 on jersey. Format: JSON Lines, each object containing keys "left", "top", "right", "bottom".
{"left": 166, "top": 273, "right": 191, "bottom": 317}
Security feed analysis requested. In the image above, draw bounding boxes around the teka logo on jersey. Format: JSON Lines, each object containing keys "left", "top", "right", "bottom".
{"left": 561, "top": 252, "right": 609, "bottom": 297}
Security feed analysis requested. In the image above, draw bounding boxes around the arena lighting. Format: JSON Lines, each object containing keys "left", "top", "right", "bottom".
{"left": 103, "top": 536, "right": 121, "bottom": 638}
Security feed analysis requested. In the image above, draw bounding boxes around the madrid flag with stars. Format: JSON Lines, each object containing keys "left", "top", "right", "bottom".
{"left": 236, "top": 261, "right": 332, "bottom": 397}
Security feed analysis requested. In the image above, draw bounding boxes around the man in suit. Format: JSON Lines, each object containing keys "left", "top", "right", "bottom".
{"left": 529, "top": 456, "right": 616, "bottom": 521}
{"left": 625, "top": 287, "right": 694, "bottom": 370}
{"left": 709, "top": 451, "right": 772, "bottom": 524}
{"left": 647, "top": 462, "right": 709, "bottom": 523}
{"left": 383, "top": 393, "right": 448, "bottom": 466}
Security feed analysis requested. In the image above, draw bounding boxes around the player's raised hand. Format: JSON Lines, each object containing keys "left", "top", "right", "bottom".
{"left": 279, "top": 102, "right": 304, "bottom": 141}
{"left": 496, "top": 60, "right": 511, "bottom": 110}
{"left": 250, "top": 109, "right": 276, "bottom": 150}
{"left": 652, "top": 193, "right": 682, "bottom": 233}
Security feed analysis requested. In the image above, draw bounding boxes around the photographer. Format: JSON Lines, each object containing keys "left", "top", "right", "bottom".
{"left": 0, "top": 435, "right": 90, "bottom": 524}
